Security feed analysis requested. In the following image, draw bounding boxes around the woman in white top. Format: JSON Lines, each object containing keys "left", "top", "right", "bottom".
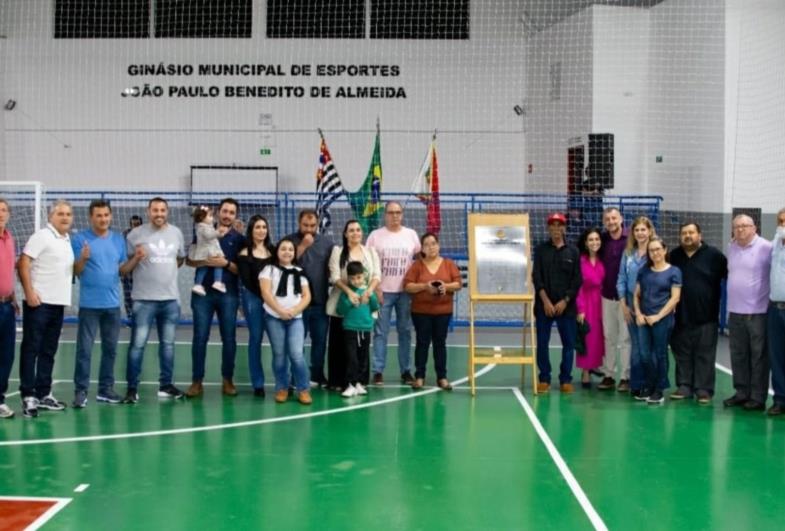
{"left": 260, "top": 238, "right": 312, "bottom": 405}
{"left": 326, "top": 220, "right": 381, "bottom": 390}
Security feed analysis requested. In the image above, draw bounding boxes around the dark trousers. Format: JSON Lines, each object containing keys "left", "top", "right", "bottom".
{"left": 0, "top": 302, "right": 16, "bottom": 403}
{"left": 638, "top": 315, "right": 673, "bottom": 392}
{"left": 535, "top": 309, "right": 576, "bottom": 384}
{"left": 412, "top": 313, "right": 451, "bottom": 380}
{"left": 344, "top": 330, "right": 370, "bottom": 386}
{"left": 767, "top": 303, "right": 785, "bottom": 406}
{"left": 728, "top": 312, "right": 769, "bottom": 403}
{"left": 19, "top": 302, "right": 65, "bottom": 398}
{"left": 190, "top": 289, "right": 238, "bottom": 380}
{"left": 670, "top": 321, "right": 718, "bottom": 395}
{"left": 74, "top": 307, "right": 121, "bottom": 393}
{"left": 327, "top": 316, "right": 348, "bottom": 388}
{"left": 303, "top": 304, "right": 329, "bottom": 384}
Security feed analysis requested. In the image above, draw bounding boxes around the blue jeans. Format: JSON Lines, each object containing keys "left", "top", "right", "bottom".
{"left": 74, "top": 307, "right": 121, "bottom": 393}
{"left": 265, "top": 316, "right": 309, "bottom": 392}
{"left": 303, "top": 304, "right": 329, "bottom": 383}
{"left": 19, "top": 302, "right": 65, "bottom": 398}
{"left": 0, "top": 302, "right": 16, "bottom": 403}
{"left": 625, "top": 296, "right": 644, "bottom": 391}
{"left": 190, "top": 289, "right": 238, "bottom": 381}
{"left": 412, "top": 313, "right": 452, "bottom": 380}
{"left": 241, "top": 287, "right": 267, "bottom": 389}
{"left": 768, "top": 303, "right": 785, "bottom": 406}
{"left": 637, "top": 315, "right": 673, "bottom": 392}
{"left": 535, "top": 309, "right": 576, "bottom": 384}
{"left": 126, "top": 300, "right": 179, "bottom": 389}
{"left": 195, "top": 265, "right": 223, "bottom": 286}
{"left": 373, "top": 291, "right": 412, "bottom": 375}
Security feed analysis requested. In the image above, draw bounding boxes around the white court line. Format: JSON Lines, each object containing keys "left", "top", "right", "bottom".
{"left": 0, "top": 364, "right": 497, "bottom": 447}
{"left": 0, "top": 496, "right": 72, "bottom": 531}
{"left": 512, "top": 388, "right": 608, "bottom": 531}
{"left": 73, "top": 484, "right": 89, "bottom": 493}
{"left": 714, "top": 362, "right": 774, "bottom": 396}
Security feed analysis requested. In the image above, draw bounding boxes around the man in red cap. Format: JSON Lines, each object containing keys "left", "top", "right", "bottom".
{"left": 532, "top": 212, "right": 582, "bottom": 393}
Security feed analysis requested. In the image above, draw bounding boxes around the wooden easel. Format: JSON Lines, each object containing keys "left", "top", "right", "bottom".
{"left": 467, "top": 213, "right": 537, "bottom": 396}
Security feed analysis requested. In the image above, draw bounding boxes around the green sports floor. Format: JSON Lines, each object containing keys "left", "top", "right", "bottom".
{"left": 1, "top": 334, "right": 784, "bottom": 530}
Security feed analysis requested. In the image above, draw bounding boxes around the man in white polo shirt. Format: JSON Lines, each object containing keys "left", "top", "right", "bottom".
{"left": 17, "top": 200, "right": 75, "bottom": 418}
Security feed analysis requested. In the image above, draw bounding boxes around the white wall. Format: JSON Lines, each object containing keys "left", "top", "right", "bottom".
{"left": 645, "top": 0, "right": 725, "bottom": 212}
{"left": 725, "top": 0, "right": 785, "bottom": 214}
{"left": 524, "top": 8, "right": 593, "bottom": 193}
{"left": 0, "top": 0, "right": 527, "bottom": 193}
{"left": 592, "top": 6, "right": 650, "bottom": 196}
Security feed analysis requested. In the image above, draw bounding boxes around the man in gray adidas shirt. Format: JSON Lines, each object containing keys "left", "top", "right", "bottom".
{"left": 120, "top": 197, "right": 186, "bottom": 403}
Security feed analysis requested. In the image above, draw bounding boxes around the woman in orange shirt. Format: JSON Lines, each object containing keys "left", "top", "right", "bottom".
{"left": 403, "top": 233, "right": 462, "bottom": 390}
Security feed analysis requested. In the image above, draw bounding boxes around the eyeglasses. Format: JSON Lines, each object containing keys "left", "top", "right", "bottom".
{"left": 386, "top": 211, "right": 403, "bottom": 216}
{"left": 732, "top": 224, "right": 753, "bottom": 230}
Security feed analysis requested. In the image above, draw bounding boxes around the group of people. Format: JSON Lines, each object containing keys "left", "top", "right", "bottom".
{"left": 536, "top": 206, "right": 785, "bottom": 415}
{"left": 0, "top": 197, "right": 462, "bottom": 419}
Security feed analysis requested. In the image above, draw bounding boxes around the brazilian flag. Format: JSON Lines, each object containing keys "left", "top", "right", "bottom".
{"left": 347, "top": 128, "right": 383, "bottom": 234}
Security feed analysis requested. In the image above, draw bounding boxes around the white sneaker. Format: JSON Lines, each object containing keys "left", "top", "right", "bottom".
{"left": 341, "top": 385, "right": 357, "bottom": 398}
{"left": 192, "top": 285, "right": 207, "bottom": 296}
{"left": 211, "top": 281, "right": 227, "bottom": 293}
{"left": 355, "top": 383, "right": 367, "bottom": 395}
{"left": 0, "top": 403, "right": 14, "bottom": 419}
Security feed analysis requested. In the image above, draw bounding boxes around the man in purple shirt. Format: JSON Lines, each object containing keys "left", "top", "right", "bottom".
{"left": 597, "top": 207, "right": 631, "bottom": 392}
{"left": 723, "top": 214, "right": 772, "bottom": 411}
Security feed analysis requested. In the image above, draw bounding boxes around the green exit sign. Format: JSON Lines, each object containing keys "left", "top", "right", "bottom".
{"left": 259, "top": 148, "right": 272, "bottom": 156}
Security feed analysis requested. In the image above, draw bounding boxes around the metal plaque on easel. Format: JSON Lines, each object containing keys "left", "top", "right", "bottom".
{"left": 474, "top": 225, "right": 529, "bottom": 295}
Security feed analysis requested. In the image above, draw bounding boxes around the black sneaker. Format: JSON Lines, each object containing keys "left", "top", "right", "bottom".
{"left": 38, "top": 394, "right": 67, "bottom": 411}
{"left": 597, "top": 377, "right": 616, "bottom": 390}
{"left": 647, "top": 390, "right": 665, "bottom": 405}
{"left": 22, "top": 397, "right": 39, "bottom": 418}
{"left": 72, "top": 390, "right": 88, "bottom": 409}
{"left": 400, "top": 371, "right": 415, "bottom": 385}
{"left": 96, "top": 389, "right": 123, "bottom": 404}
{"left": 634, "top": 389, "right": 650, "bottom": 401}
{"left": 253, "top": 388, "right": 266, "bottom": 398}
{"left": 122, "top": 389, "right": 139, "bottom": 404}
{"left": 157, "top": 384, "right": 184, "bottom": 399}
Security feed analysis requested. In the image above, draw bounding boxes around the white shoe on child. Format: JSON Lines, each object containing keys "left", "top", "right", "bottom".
{"left": 211, "top": 281, "right": 227, "bottom": 293}
{"left": 341, "top": 385, "right": 357, "bottom": 398}
{"left": 192, "top": 285, "right": 207, "bottom": 296}
{"left": 355, "top": 383, "right": 367, "bottom": 395}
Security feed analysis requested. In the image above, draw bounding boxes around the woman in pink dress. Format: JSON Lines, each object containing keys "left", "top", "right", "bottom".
{"left": 576, "top": 228, "right": 605, "bottom": 388}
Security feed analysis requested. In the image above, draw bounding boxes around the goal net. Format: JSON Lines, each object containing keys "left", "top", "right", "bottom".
{"left": 1, "top": 0, "right": 783, "bottom": 325}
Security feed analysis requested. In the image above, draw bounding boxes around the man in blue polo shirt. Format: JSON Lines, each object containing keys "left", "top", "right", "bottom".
{"left": 185, "top": 198, "right": 245, "bottom": 397}
{"left": 71, "top": 199, "right": 127, "bottom": 407}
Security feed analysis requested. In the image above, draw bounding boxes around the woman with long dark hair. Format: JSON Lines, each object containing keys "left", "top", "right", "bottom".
{"left": 325, "top": 220, "right": 381, "bottom": 391}
{"left": 575, "top": 227, "right": 605, "bottom": 388}
{"left": 260, "top": 238, "right": 312, "bottom": 405}
{"left": 236, "top": 215, "right": 274, "bottom": 397}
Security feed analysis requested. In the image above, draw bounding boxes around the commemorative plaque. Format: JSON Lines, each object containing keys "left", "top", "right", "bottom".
{"left": 474, "top": 225, "right": 529, "bottom": 295}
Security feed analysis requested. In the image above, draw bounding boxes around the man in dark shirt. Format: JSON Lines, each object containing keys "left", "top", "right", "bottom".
{"left": 598, "top": 206, "right": 631, "bottom": 391}
{"left": 533, "top": 213, "right": 583, "bottom": 393}
{"left": 185, "top": 198, "right": 245, "bottom": 397}
{"left": 285, "top": 209, "right": 334, "bottom": 387}
{"left": 668, "top": 221, "right": 727, "bottom": 404}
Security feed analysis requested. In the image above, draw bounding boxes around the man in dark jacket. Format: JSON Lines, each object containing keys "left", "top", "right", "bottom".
{"left": 533, "top": 212, "right": 583, "bottom": 393}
